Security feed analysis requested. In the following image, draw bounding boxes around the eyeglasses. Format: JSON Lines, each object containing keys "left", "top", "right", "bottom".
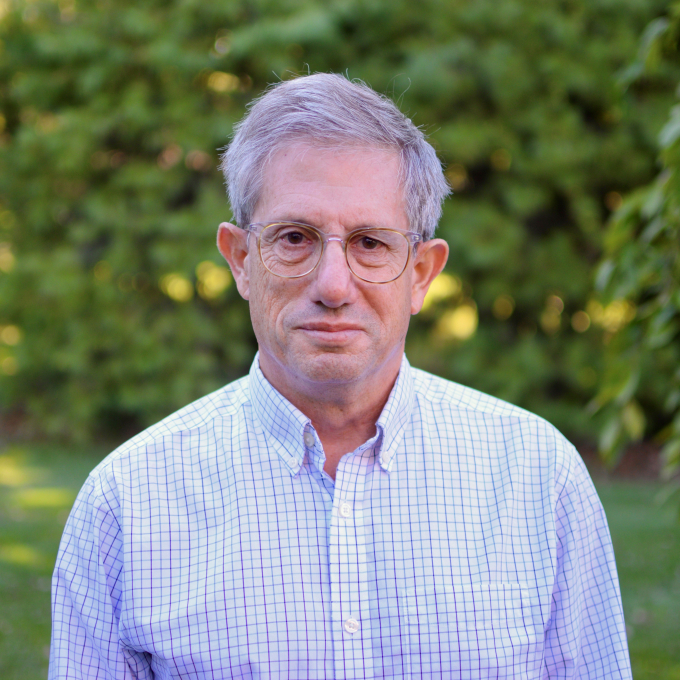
{"left": 246, "top": 222, "right": 422, "bottom": 284}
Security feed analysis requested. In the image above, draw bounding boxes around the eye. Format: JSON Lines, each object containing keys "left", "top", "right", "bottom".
{"left": 282, "top": 231, "right": 306, "bottom": 245}
{"left": 273, "top": 225, "right": 316, "bottom": 245}
{"left": 358, "top": 236, "right": 381, "bottom": 250}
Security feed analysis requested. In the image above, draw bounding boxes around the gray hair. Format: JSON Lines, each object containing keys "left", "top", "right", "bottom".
{"left": 219, "top": 73, "right": 450, "bottom": 240}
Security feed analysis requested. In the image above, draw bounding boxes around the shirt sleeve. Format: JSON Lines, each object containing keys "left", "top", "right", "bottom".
{"left": 543, "top": 448, "right": 632, "bottom": 679}
{"left": 49, "top": 472, "right": 153, "bottom": 680}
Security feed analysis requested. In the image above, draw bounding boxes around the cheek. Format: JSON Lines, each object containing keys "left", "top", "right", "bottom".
{"left": 372, "top": 286, "right": 413, "bottom": 335}
{"left": 249, "top": 282, "right": 277, "bottom": 330}
{"left": 248, "top": 277, "right": 298, "bottom": 340}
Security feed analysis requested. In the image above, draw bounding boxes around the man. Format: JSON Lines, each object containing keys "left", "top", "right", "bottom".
{"left": 50, "top": 74, "right": 631, "bottom": 679}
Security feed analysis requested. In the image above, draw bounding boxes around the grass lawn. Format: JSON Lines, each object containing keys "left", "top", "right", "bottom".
{"left": 0, "top": 444, "right": 679, "bottom": 679}
{"left": 597, "top": 481, "right": 680, "bottom": 679}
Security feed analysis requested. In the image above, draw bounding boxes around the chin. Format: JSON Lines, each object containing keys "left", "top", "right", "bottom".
{"left": 295, "top": 351, "right": 370, "bottom": 385}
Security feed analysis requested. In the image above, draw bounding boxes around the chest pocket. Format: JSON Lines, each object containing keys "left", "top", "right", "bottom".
{"left": 402, "top": 582, "right": 545, "bottom": 679}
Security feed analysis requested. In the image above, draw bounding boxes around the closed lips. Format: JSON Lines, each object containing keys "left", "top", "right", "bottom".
{"left": 299, "top": 324, "right": 362, "bottom": 332}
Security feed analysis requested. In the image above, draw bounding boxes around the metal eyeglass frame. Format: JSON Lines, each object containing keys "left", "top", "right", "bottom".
{"left": 245, "top": 221, "right": 423, "bottom": 284}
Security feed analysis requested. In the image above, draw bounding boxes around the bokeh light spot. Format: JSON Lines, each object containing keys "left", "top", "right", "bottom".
{"left": 540, "top": 295, "right": 564, "bottom": 335}
{"left": 196, "top": 261, "right": 231, "bottom": 300}
{"left": 446, "top": 164, "right": 468, "bottom": 191}
{"left": 0, "top": 242, "right": 15, "bottom": 272}
{"left": 186, "top": 150, "right": 212, "bottom": 172}
{"left": 436, "top": 303, "right": 478, "bottom": 341}
{"left": 586, "top": 299, "right": 635, "bottom": 333}
{"left": 93, "top": 260, "right": 112, "bottom": 282}
{"left": 160, "top": 273, "right": 194, "bottom": 302}
{"left": 1, "top": 356, "right": 17, "bottom": 375}
{"left": 207, "top": 71, "right": 240, "bottom": 93}
{"left": 422, "top": 272, "right": 462, "bottom": 310}
{"left": 540, "top": 309, "right": 561, "bottom": 335}
{"left": 547, "top": 295, "right": 564, "bottom": 313}
{"left": 571, "top": 311, "right": 591, "bottom": 332}
{"left": 158, "top": 144, "right": 182, "bottom": 170}
{"left": 213, "top": 31, "right": 231, "bottom": 55}
{"left": 0, "top": 325, "right": 21, "bottom": 345}
{"left": 492, "top": 294, "right": 515, "bottom": 320}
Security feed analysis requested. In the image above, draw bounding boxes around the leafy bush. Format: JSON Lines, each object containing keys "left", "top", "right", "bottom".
{"left": 593, "top": 3, "right": 680, "bottom": 484}
{"left": 0, "top": 0, "right": 677, "bottom": 442}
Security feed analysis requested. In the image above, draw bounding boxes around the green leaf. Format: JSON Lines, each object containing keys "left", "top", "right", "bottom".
{"left": 658, "top": 105, "right": 680, "bottom": 148}
{"left": 622, "top": 400, "right": 646, "bottom": 440}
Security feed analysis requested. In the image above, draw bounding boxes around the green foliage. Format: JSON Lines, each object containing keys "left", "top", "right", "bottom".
{"left": 0, "top": 0, "right": 678, "bottom": 442}
{"left": 0, "top": 0, "right": 257, "bottom": 439}
{"left": 594, "top": 4, "right": 680, "bottom": 486}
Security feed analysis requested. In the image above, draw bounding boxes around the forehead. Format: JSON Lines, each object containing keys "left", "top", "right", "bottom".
{"left": 253, "top": 142, "right": 408, "bottom": 231}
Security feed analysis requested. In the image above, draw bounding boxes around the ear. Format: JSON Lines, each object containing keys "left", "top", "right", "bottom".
{"left": 217, "top": 223, "right": 250, "bottom": 300}
{"left": 410, "top": 238, "right": 449, "bottom": 315}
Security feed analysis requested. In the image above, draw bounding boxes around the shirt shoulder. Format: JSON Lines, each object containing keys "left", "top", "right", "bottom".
{"left": 411, "top": 365, "right": 543, "bottom": 421}
{"left": 409, "top": 365, "right": 581, "bottom": 490}
{"left": 89, "top": 374, "right": 251, "bottom": 480}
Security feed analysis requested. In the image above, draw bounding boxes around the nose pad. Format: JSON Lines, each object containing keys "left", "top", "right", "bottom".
{"left": 323, "top": 236, "right": 346, "bottom": 251}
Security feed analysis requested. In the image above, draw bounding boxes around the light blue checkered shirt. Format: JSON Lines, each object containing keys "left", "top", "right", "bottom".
{"left": 50, "top": 354, "right": 631, "bottom": 679}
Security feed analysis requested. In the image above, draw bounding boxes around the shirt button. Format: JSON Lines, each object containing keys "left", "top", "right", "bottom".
{"left": 339, "top": 502, "right": 352, "bottom": 518}
{"left": 303, "top": 432, "right": 315, "bottom": 448}
{"left": 344, "top": 618, "right": 360, "bottom": 634}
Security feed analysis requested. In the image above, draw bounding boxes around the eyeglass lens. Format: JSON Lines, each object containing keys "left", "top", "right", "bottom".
{"left": 258, "top": 223, "right": 410, "bottom": 283}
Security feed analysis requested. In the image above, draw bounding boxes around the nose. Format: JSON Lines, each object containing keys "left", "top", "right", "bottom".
{"left": 310, "top": 238, "right": 355, "bottom": 308}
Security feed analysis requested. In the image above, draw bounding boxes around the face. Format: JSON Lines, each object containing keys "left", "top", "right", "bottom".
{"left": 218, "top": 143, "right": 448, "bottom": 397}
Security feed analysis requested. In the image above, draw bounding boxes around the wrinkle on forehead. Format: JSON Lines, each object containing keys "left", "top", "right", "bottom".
{"left": 254, "top": 141, "right": 406, "bottom": 219}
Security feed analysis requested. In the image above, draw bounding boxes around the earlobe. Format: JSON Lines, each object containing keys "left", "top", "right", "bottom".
{"left": 217, "top": 223, "right": 250, "bottom": 300}
{"left": 410, "top": 238, "right": 449, "bottom": 315}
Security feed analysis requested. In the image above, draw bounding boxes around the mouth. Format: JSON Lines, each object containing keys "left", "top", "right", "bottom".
{"left": 300, "top": 322, "right": 363, "bottom": 332}
{"left": 297, "top": 322, "right": 364, "bottom": 344}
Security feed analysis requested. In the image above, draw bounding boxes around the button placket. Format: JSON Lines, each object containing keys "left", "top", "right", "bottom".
{"left": 328, "top": 446, "right": 376, "bottom": 679}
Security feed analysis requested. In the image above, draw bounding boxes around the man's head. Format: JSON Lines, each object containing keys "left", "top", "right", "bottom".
{"left": 221, "top": 73, "right": 450, "bottom": 240}
{"left": 217, "top": 74, "right": 450, "bottom": 400}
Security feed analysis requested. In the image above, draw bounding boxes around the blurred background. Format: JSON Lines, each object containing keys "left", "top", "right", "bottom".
{"left": 0, "top": 0, "right": 679, "bottom": 677}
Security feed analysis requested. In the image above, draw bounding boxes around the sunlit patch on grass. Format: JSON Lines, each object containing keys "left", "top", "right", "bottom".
{"left": 0, "top": 544, "right": 43, "bottom": 567}
{"left": 0, "top": 451, "right": 45, "bottom": 487}
{"left": 12, "top": 487, "right": 76, "bottom": 509}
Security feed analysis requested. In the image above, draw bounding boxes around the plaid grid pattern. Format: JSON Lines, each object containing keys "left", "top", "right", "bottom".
{"left": 50, "top": 354, "right": 632, "bottom": 679}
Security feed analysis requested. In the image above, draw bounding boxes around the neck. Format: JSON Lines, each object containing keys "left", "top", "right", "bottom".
{"left": 258, "top": 349, "right": 403, "bottom": 479}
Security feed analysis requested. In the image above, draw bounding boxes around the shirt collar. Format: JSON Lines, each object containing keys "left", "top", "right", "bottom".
{"left": 249, "top": 352, "right": 415, "bottom": 476}
{"left": 374, "top": 353, "right": 415, "bottom": 472}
